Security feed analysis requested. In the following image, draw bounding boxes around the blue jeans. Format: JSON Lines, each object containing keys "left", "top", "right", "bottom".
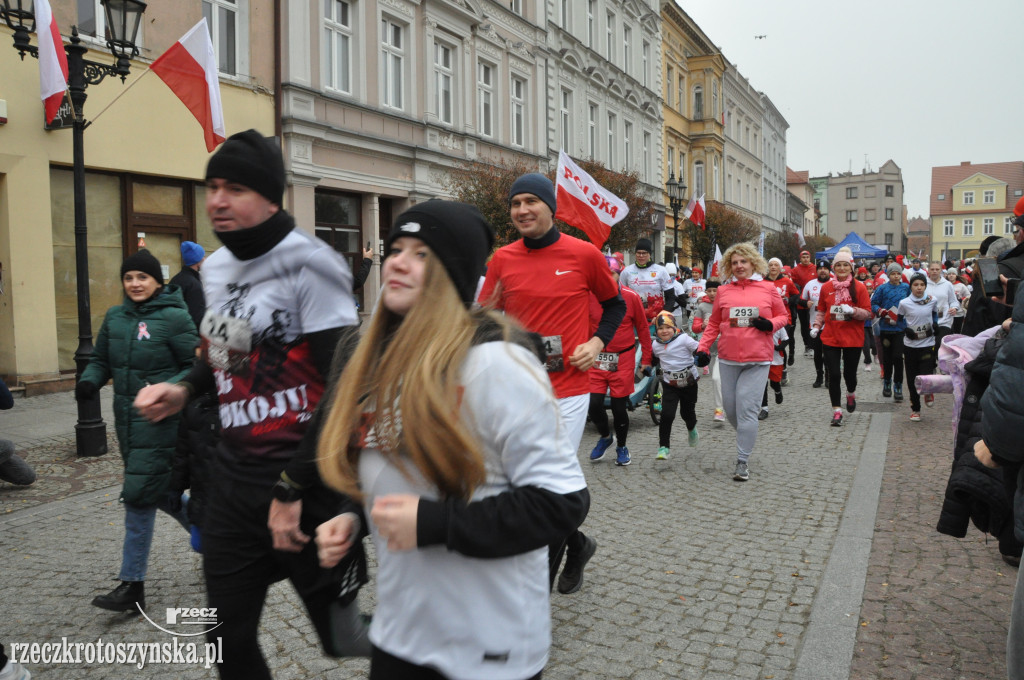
{"left": 119, "top": 494, "right": 190, "bottom": 582}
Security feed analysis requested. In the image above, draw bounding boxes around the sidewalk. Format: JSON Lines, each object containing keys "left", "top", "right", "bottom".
{"left": 0, "top": 357, "right": 1015, "bottom": 679}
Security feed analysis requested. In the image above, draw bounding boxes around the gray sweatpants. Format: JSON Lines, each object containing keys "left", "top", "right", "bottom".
{"left": 717, "top": 360, "right": 770, "bottom": 464}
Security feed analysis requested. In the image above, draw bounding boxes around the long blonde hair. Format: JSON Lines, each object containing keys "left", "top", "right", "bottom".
{"left": 720, "top": 242, "right": 767, "bottom": 280}
{"left": 318, "top": 255, "right": 510, "bottom": 502}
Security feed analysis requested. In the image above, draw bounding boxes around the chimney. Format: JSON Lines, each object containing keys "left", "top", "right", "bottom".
{"left": 961, "top": 161, "right": 971, "bottom": 166}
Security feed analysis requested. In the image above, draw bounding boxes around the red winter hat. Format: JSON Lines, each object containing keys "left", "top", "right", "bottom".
{"left": 1015, "top": 196, "right": 1024, "bottom": 217}
{"left": 857, "top": 266, "right": 868, "bottom": 275}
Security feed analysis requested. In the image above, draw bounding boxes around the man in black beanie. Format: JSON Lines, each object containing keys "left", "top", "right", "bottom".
{"left": 479, "top": 171, "right": 626, "bottom": 596}
{"left": 620, "top": 237, "right": 677, "bottom": 322}
{"left": 134, "top": 129, "right": 369, "bottom": 677}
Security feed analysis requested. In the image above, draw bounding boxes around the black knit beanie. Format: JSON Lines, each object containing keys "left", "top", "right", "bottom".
{"left": 508, "top": 173, "right": 557, "bottom": 215}
{"left": 387, "top": 200, "right": 495, "bottom": 304}
{"left": 121, "top": 249, "right": 164, "bottom": 285}
{"left": 205, "top": 129, "right": 285, "bottom": 206}
{"left": 636, "top": 238, "right": 653, "bottom": 253}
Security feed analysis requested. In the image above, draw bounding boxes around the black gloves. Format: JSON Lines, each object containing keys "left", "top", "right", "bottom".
{"left": 904, "top": 328, "right": 916, "bottom": 341}
{"left": 166, "top": 491, "right": 183, "bottom": 514}
{"left": 74, "top": 380, "right": 97, "bottom": 401}
{"left": 751, "top": 317, "right": 773, "bottom": 332}
{"left": 694, "top": 351, "right": 711, "bottom": 368}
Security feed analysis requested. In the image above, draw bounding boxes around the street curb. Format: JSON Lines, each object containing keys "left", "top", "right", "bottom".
{"left": 793, "top": 411, "right": 891, "bottom": 680}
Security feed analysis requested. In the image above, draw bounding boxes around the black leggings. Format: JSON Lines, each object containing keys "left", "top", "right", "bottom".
{"left": 588, "top": 393, "right": 629, "bottom": 446}
{"left": 823, "top": 345, "right": 861, "bottom": 408}
{"left": 879, "top": 332, "right": 905, "bottom": 383}
{"left": 371, "top": 646, "right": 542, "bottom": 680}
{"left": 658, "top": 381, "right": 698, "bottom": 447}
{"left": 903, "top": 345, "right": 936, "bottom": 412}
{"left": 797, "top": 307, "right": 812, "bottom": 348}
{"left": 863, "top": 327, "right": 875, "bottom": 363}
{"left": 811, "top": 335, "right": 825, "bottom": 377}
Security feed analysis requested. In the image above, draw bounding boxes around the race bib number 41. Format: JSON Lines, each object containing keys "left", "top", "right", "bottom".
{"left": 729, "top": 307, "right": 758, "bottom": 327}
{"left": 201, "top": 311, "right": 253, "bottom": 374}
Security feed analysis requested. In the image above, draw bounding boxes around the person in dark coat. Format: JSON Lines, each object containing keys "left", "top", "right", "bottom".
{"left": 77, "top": 249, "right": 198, "bottom": 613}
{"left": 169, "top": 240, "right": 206, "bottom": 330}
{"left": 168, "top": 389, "right": 220, "bottom": 553}
{"left": 0, "top": 376, "right": 35, "bottom": 486}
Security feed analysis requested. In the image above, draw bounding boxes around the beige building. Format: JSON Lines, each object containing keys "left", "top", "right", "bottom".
{"left": 929, "top": 160, "right": 1024, "bottom": 262}
{"left": 786, "top": 168, "right": 817, "bottom": 237}
{"left": 0, "top": 1, "right": 275, "bottom": 385}
{"left": 281, "top": 0, "right": 662, "bottom": 308}
{"left": 825, "top": 160, "right": 906, "bottom": 252}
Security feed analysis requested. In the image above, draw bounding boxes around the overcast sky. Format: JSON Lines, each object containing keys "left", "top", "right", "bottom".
{"left": 679, "top": 0, "right": 1024, "bottom": 220}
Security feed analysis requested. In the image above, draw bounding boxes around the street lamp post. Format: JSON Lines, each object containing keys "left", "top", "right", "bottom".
{"left": 2, "top": 0, "right": 147, "bottom": 457}
{"left": 665, "top": 172, "right": 687, "bottom": 266}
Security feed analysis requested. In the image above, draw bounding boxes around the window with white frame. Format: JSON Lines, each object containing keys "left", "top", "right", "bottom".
{"left": 984, "top": 190, "right": 995, "bottom": 204}
{"left": 1007, "top": 216, "right": 1015, "bottom": 234}
{"left": 560, "top": 0, "right": 568, "bottom": 28}
{"left": 712, "top": 81, "right": 718, "bottom": 119}
{"left": 478, "top": 63, "right": 494, "bottom": 137}
{"left": 434, "top": 41, "right": 454, "bottom": 125}
{"left": 381, "top": 18, "right": 404, "bottom": 109}
{"left": 618, "top": 25, "right": 626, "bottom": 71}
{"left": 606, "top": 12, "right": 615, "bottom": 62}
{"left": 693, "top": 85, "right": 703, "bottom": 119}
{"left": 846, "top": 210, "right": 858, "bottom": 222}
{"left": 963, "top": 190, "right": 974, "bottom": 205}
{"left": 324, "top": 0, "right": 352, "bottom": 93}
{"left": 588, "top": 103, "right": 597, "bottom": 158}
{"left": 884, "top": 233, "right": 893, "bottom": 246}
{"left": 713, "top": 156, "right": 720, "bottom": 200}
{"left": 511, "top": 76, "right": 525, "bottom": 147}
{"left": 885, "top": 208, "right": 894, "bottom": 220}
{"left": 846, "top": 186, "right": 857, "bottom": 199}
{"left": 963, "top": 218, "right": 974, "bottom": 236}
{"left": 984, "top": 217, "right": 994, "bottom": 235}
{"left": 944, "top": 219, "right": 954, "bottom": 236}
{"left": 77, "top": 0, "right": 106, "bottom": 38}
{"left": 560, "top": 89, "right": 571, "bottom": 152}
{"left": 587, "top": 0, "right": 594, "bottom": 47}
{"left": 665, "top": 67, "right": 673, "bottom": 107}
{"left": 678, "top": 76, "right": 684, "bottom": 111}
{"left": 694, "top": 160, "right": 704, "bottom": 197}
{"left": 679, "top": 151, "right": 685, "bottom": 184}
{"left": 885, "top": 184, "right": 894, "bottom": 197}
{"left": 607, "top": 112, "right": 616, "bottom": 168}
{"left": 642, "top": 132, "right": 650, "bottom": 182}
{"left": 624, "top": 121, "right": 632, "bottom": 170}
{"left": 509, "top": 0, "right": 522, "bottom": 16}
{"left": 667, "top": 145, "right": 674, "bottom": 178}
{"left": 641, "top": 41, "right": 649, "bottom": 87}
{"left": 203, "top": 0, "right": 239, "bottom": 75}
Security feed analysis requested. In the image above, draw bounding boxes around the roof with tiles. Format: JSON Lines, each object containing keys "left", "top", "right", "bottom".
{"left": 786, "top": 167, "right": 809, "bottom": 185}
{"left": 930, "top": 161, "right": 1024, "bottom": 215}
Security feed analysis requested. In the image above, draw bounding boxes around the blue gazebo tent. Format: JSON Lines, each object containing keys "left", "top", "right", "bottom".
{"left": 815, "top": 232, "right": 889, "bottom": 260}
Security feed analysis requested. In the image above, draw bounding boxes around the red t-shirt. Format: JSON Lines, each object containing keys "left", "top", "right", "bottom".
{"left": 479, "top": 233, "right": 619, "bottom": 398}
{"left": 588, "top": 285, "right": 652, "bottom": 365}
{"left": 818, "top": 279, "right": 871, "bottom": 348}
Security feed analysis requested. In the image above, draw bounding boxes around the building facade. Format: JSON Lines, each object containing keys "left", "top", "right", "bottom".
{"left": 825, "top": 160, "right": 906, "bottom": 253}
{"left": 722, "top": 58, "right": 763, "bottom": 229}
{"left": 660, "top": 0, "right": 724, "bottom": 264}
{"left": 906, "top": 216, "right": 931, "bottom": 260}
{"left": 786, "top": 168, "right": 817, "bottom": 239}
{"left": 929, "top": 161, "right": 1024, "bottom": 262}
{"left": 0, "top": 1, "right": 275, "bottom": 383}
{"left": 809, "top": 175, "right": 828, "bottom": 236}
{"left": 760, "top": 94, "right": 788, "bottom": 234}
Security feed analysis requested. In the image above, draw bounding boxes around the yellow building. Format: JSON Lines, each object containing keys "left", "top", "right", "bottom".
{"left": 929, "top": 161, "right": 1024, "bottom": 262}
{"left": 0, "top": 2, "right": 274, "bottom": 387}
{"left": 660, "top": 1, "right": 725, "bottom": 265}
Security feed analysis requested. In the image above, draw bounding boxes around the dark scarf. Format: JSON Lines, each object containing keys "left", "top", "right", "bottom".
{"left": 215, "top": 210, "right": 294, "bottom": 260}
{"left": 523, "top": 226, "right": 561, "bottom": 250}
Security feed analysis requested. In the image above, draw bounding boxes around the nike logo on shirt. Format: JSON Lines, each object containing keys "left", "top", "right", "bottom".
{"left": 555, "top": 270, "right": 572, "bottom": 275}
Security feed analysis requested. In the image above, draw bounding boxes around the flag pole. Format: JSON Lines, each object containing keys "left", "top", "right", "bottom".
{"left": 84, "top": 68, "right": 152, "bottom": 127}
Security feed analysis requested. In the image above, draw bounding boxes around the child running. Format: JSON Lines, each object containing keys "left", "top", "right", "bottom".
{"left": 898, "top": 273, "right": 940, "bottom": 421}
{"left": 759, "top": 326, "right": 789, "bottom": 420}
{"left": 651, "top": 311, "right": 699, "bottom": 460}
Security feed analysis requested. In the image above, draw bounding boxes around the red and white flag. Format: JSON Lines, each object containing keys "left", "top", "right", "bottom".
{"left": 709, "top": 244, "right": 723, "bottom": 278}
{"left": 151, "top": 18, "right": 226, "bottom": 151}
{"left": 36, "top": 0, "right": 68, "bottom": 124}
{"left": 554, "top": 150, "right": 629, "bottom": 249}
{"left": 684, "top": 194, "right": 706, "bottom": 230}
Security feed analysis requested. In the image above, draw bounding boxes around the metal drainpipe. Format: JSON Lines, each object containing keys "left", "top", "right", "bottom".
{"left": 274, "top": 0, "right": 282, "bottom": 141}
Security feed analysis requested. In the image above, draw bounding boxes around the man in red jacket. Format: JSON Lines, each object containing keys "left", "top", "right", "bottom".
{"left": 587, "top": 256, "right": 653, "bottom": 467}
{"left": 789, "top": 250, "right": 818, "bottom": 356}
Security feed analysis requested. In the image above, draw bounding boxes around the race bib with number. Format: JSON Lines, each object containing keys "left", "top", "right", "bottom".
{"left": 594, "top": 351, "right": 619, "bottom": 372}
{"left": 729, "top": 307, "right": 759, "bottom": 327}
{"left": 830, "top": 305, "right": 847, "bottom": 321}
{"left": 200, "top": 311, "right": 253, "bottom": 375}
{"left": 909, "top": 323, "right": 933, "bottom": 340}
{"left": 541, "top": 335, "right": 564, "bottom": 373}
{"left": 663, "top": 369, "right": 697, "bottom": 387}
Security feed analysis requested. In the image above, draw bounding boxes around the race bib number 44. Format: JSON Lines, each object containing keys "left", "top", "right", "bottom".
{"left": 201, "top": 311, "right": 253, "bottom": 374}
{"left": 729, "top": 307, "right": 758, "bottom": 327}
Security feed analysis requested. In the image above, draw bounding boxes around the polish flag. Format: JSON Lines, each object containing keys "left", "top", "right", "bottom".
{"left": 683, "top": 194, "right": 707, "bottom": 230}
{"left": 554, "top": 150, "right": 629, "bottom": 249}
{"left": 151, "top": 18, "right": 226, "bottom": 151}
{"left": 36, "top": 0, "right": 68, "bottom": 124}
{"left": 709, "top": 244, "right": 723, "bottom": 278}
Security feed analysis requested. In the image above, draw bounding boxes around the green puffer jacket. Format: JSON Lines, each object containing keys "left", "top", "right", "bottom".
{"left": 80, "top": 285, "right": 198, "bottom": 506}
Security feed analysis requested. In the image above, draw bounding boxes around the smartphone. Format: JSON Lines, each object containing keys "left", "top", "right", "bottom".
{"left": 976, "top": 257, "right": 1004, "bottom": 297}
{"left": 367, "top": 240, "right": 372, "bottom": 250}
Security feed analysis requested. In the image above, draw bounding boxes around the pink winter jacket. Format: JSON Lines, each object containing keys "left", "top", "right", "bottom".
{"left": 696, "top": 276, "right": 789, "bottom": 363}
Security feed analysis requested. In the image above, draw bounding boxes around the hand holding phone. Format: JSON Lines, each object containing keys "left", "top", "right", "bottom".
{"left": 977, "top": 257, "right": 1004, "bottom": 298}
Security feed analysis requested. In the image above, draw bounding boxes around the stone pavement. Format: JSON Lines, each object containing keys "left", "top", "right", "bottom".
{"left": 0, "top": 354, "right": 1015, "bottom": 679}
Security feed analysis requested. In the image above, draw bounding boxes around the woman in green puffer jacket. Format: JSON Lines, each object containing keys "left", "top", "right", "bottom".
{"left": 77, "top": 249, "right": 199, "bottom": 613}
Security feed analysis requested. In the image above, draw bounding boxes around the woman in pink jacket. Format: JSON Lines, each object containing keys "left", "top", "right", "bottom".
{"left": 695, "top": 243, "right": 788, "bottom": 481}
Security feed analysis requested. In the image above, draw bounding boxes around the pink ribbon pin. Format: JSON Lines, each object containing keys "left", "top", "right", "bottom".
{"left": 137, "top": 322, "right": 150, "bottom": 340}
